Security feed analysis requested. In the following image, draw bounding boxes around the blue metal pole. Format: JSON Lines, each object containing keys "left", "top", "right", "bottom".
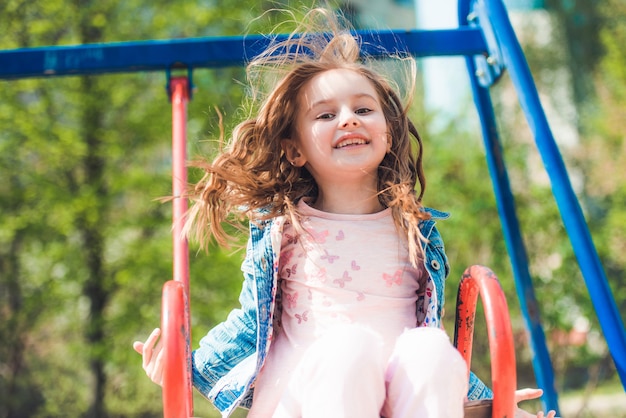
{"left": 482, "top": 0, "right": 626, "bottom": 389}
{"left": 0, "top": 28, "right": 487, "bottom": 80}
{"left": 465, "top": 55, "right": 560, "bottom": 413}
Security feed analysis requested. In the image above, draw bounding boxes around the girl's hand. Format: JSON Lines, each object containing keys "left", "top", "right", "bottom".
{"left": 133, "top": 328, "right": 164, "bottom": 386}
{"left": 514, "top": 388, "right": 558, "bottom": 418}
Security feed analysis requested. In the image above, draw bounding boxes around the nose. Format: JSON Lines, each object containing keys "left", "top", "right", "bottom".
{"left": 339, "top": 108, "right": 359, "bottom": 128}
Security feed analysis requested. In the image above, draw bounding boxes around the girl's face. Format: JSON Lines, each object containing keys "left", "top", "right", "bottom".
{"left": 286, "top": 68, "right": 389, "bottom": 190}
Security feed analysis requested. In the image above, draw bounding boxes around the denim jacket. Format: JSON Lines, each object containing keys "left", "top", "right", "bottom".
{"left": 191, "top": 208, "right": 493, "bottom": 417}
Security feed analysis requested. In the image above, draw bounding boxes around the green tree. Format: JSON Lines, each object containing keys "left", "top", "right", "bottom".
{"left": 543, "top": 0, "right": 605, "bottom": 129}
{"left": 0, "top": 0, "right": 272, "bottom": 416}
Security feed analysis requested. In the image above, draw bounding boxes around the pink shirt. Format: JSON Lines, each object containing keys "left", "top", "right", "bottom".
{"left": 248, "top": 201, "right": 426, "bottom": 416}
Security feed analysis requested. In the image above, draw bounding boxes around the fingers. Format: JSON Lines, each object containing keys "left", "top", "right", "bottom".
{"left": 132, "top": 341, "right": 144, "bottom": 354}
{"left": 132, "top": 328, "right": 165, "bottom": 386}
{"left": 152, "top": 341, "right": 165, "bottom": 386}
{"left": 537, "top": 411, "right": 556, "bottom": 418}
{"left": 515, "top": 388, "right": 544, "bottom": 403}
{"left": 534, "top": 411, "right": 557, "bottom": 418}
{"left": 514, "top": 388, "right": 557, "bottom": 418}
{"left": 132, "top": 328, "right": 160, "bottom": 355}
{"left": 142, "top": 328, "right": 162, "bottom": 370}
{"left": 514, "top": 407, "right": 534, "bottom": 418}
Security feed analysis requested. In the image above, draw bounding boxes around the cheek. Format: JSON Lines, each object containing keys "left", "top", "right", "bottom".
{"left": 309, "top": 123, "right": 326, "bottom": 140}
{"left": 376, "top": 116, "right": 390, "bottom": 137}
{"left": 376, "top": 123, "right": 390, "bottom": 143}
{"left": 379, "top": 124, "right": 392, "bottom": 148}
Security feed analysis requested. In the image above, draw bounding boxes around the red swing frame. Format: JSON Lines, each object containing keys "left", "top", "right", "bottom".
{"left": 454, "top": 265, "right": 517, "bottom": 418}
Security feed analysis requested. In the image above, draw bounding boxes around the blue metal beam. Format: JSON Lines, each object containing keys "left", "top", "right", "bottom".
{"left": 0, "top": 28, "right": 487, "bottom": 80}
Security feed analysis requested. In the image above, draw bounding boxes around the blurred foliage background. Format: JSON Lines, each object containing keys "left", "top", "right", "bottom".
{"left": 0, "top": 0, "right": 624, "bottom": 417}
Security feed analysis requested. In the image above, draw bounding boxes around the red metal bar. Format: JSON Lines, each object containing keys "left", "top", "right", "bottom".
{"left": 161, "top": 280, "right": 192, "bottom": 418}
{"left": 162, "top": 76, "right": 192, "bottom": 418}
{"left": 170, "top": 76, "right": 190, "bottom": 294}
{"left": 454, "top": 265, "right": 516, "bottom": 418}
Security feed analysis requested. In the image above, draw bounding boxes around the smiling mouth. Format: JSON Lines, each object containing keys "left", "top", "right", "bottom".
{"left": 335, "top": 138, "right": 369, "bottom": 149}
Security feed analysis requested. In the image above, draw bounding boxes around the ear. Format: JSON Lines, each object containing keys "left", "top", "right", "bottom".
{"left": 281, "top": 139, "right": 304, "bottom": 167}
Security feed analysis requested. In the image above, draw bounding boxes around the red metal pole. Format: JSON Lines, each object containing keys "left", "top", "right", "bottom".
{"left": 162, "top": 76, "right": 192, "bottom": 418}
{"left": 454, "top": 265, "right": 516, "bottom": 418}
{"left": 162, "top": 281, "right": 192, "bottom": 418}
{"left": 170, "top": 77, "right": 190, "bottom": 294}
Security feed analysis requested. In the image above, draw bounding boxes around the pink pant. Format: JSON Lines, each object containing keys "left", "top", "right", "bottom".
{"left": 271, "top": 326, "right": 467, "bottom": 418}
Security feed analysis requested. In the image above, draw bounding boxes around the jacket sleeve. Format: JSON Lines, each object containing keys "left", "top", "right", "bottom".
{"left": 468, "top": 371, "right": 494, "bottom": 400}
{"left": 191, "top": 256, "right": 258, "bottom": 399}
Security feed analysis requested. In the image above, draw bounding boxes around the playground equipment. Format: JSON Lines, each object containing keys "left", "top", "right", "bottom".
{"left": 2, "top": 0, "right": 625, "bottom": 416}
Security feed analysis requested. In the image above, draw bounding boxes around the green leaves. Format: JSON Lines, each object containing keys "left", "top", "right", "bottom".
{"left": 0, "top": 1, "right": 260, "bottom": 416}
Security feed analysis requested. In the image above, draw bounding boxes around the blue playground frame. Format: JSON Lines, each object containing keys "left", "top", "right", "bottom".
{"left": 2, "top": 0, "right": 625, "bottom": 414}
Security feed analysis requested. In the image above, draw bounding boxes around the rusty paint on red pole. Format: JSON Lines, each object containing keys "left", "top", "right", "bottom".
{"left": 454, "top": 265, "right": 516, "bottom": 418}
{"left": 162, "top": 280, "right": 192, "bottom": 418}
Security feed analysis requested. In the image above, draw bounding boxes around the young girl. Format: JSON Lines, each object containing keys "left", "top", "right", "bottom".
{"left": 134, "top": 8, "right": 556, "bottom": 418}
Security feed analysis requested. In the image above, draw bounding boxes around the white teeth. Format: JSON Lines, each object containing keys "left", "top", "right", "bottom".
{"left": 336, "top": 139, "right": 367, "bottom": 148}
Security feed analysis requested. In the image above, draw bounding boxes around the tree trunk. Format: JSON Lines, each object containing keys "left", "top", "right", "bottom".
{"left": 78, "top": 74, "right": 109, "bottom": 418}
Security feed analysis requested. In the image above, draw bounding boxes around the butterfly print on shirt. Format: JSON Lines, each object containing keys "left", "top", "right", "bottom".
{"left": 285, "top": 292, "right": 298, "bottom": 309}
{"left": 333, "top": 271, "right": 352, "bottom": 288}
{"left": 335, "top": 230, "right": 345, "bottom": 240}
{"left": 305, "top": 228, "right": 329, "bottom": 243}
{"left": 308, "top": 266, "right": 327, "bottom": 284}
{"left": 383, "top": 269, "right": 403, "bottom": 287}
{"left": 295, "top": 311, "right": 309, "bottom": 324}
{"left": 321, "top": 250, "right": 339, "bottom": 264}
{"left": 285, "top": 233, "right": 298, "bottom": 245}
{"left": 285, "top": 264, "right": 297, "bottom": 278}
{"left": 279, "top": 250, "right": 293, "bottom": 269}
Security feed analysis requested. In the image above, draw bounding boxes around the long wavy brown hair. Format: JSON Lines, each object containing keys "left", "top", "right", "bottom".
{"left": 184, "top": 8, "right": 431, "bottom": 266}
